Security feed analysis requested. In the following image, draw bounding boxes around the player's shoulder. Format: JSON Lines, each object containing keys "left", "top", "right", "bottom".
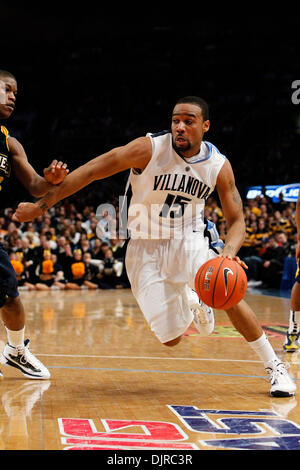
{"left": 203, "top": 140, "right": 226, "bottom": 159}
{"left": 146, "top": 130, "right": 172, "bottom": 153}
{"left": 146, "top": 129, "right": 171, "bottom": 139}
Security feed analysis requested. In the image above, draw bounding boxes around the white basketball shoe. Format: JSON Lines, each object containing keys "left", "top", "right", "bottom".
{"left": 188, "top": 288, "right": 214, "bottom": 336}
{"left": 0, "top": 339, "right": 50, "bottom": 380}
{"left": 265, "top": 359, "right": 296, "bottom": 397}
{"left": 191, "top": 300, "right": 215, "bottom": 336}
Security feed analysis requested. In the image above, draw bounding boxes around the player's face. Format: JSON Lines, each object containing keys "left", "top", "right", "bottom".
{"left": 0, "top": 76, "right": 17, "bottom": 119}
{"left": 171, "top": 103, "right": 210, "bottom": 157}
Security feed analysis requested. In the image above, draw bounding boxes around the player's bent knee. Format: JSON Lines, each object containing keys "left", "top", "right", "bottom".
{"left": 163, "top": 336, "right": 182, "bottom": 347}
{"left": 3, "top": 295, "right": 20, "bottom": 308}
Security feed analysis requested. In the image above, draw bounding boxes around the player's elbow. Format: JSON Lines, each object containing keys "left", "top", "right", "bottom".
{"left": 28, "top": 185, "right": 47, "bottom": 198}
{"left": 227, "top": 216, "right": 246, "bottom": 234}
{"left": 26, "top": 174, "right": 49, "bottom": 198}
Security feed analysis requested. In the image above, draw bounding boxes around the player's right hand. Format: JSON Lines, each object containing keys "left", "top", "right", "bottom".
{"left": 12, "top": 202, "right": 43, "bottom": 222}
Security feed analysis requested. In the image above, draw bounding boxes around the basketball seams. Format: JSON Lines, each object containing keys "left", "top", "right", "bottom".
{"left": 217, "top": 260, "right": 238, "bottom": 309}
{"left": 199, "top": 264, "right": 208, "bottom": 302}
{"left": 211, "top": 257, "right": 225, "bottom": 308}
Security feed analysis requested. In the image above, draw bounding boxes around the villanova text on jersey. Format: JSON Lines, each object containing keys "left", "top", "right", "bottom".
{"left": 126, "top": 131, "right": 226, "bottom": 239}
{"left": 153, "top": 173, "right": 211, "bottom": 200}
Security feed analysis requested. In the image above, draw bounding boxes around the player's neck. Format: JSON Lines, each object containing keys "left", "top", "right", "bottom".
{"left": 181, "top": 148, "right": 201, "bottom": 159}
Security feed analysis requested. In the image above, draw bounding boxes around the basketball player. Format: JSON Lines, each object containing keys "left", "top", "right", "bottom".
{"left": 283, "top": 189, "right": 300, "bottom": 352}
{"left": 12, "top": 96, "right": 296, "bottom": 396}
{"left": 0, "top": 70, "right": 69, "bottom": 379}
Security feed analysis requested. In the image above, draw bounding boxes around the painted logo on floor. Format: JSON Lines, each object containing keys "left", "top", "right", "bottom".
{"left": 59, "top": 403, "right": 300, "bottom": 450}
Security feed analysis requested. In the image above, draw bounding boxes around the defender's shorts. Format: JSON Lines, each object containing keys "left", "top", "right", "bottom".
{"left": 125, "top": 234, "right": 217, "bottom": 343}
{"left": 0, "top": 243, "right": 19, "bottom": 308}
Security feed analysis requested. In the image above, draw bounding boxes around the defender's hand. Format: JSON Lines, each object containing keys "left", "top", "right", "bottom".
{"left": 12, "top": 203, "right": 43, "bottom": 222}
{"left": 44, "top": 159, "right": 69, "bottom": 185}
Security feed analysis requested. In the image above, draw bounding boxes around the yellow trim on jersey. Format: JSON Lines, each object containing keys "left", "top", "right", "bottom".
{"left": 0, "top": 125, "right": 10, "bottom": 151}
{"left": 0, "top": 126, "right": 8, "bottom": 137}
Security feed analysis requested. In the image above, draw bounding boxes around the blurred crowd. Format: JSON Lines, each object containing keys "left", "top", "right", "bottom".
{"left": 1, "top": 188, "right": 298, "bottom": 292}
{"left": 2, "top": 194, "right": 130, "bottom": 292}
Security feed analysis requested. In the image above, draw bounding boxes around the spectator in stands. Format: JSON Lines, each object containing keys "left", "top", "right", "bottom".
{"left": 45, "top": 230, "right": 57, "bottom": 251}
{"left": 260, "top": 236, "right": 286, "bottom": 288}
{"left": 22, "top": 222, "right": 40, "bottom": 246}
{"left": 110, "top": 238, "right": 125, "bottom": 260}
{"left": 10, "top": 252, "right": 36, "bottom": 291}
{"left": 68, "top": 224, "right": 81, "bottom": 246}
{"left": 252, "top": 218, "right": 271, "bottom": 255}
{"left": 13, "top": 237, "right": 37, "bottom": 284}
{"left": 96, "top": 241, "right": 111, "bottom": 260}
{"left": 96, "top": 209, "right": 116, "bottom": 243}
{"left": 79, "top": 238, "right": 94, "bottom": 257}
{"left": 35, "top": 251, "right": 66, "bottom": 290}
{"left": 82, "top": 252, "right": 100, "bottom": 286}
{"left": 65, "top": 249, "right": 98, "bottom": 290}
{"left": 90, "top": 238, "right": 103, "bottom": 258}
{"left": 270, "top": 210, "right": 292, "bottom": 235}
{"left": 97, "top": 248, "right": 124, "bottom": 289}
{"left": 274, "top": 230, "right": 293, "bottom": 256}
{"left": 248, "top": 198, "right": 261, "bottom": 217}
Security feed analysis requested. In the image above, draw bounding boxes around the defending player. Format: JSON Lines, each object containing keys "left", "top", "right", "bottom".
{"left": 12, "top": 96, "right": 296, "bottom": 396}
{"left": 0, "top": 70, "right": 69, "bottom": 379}
{"left": 283, "top": 189, "right": 300, "bottom": 352}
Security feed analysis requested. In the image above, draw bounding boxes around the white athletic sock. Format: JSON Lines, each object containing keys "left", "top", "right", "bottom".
{"left": 5, "top": 326, "right": 25, "bottom": 348}
{"left": 288, "top": 310, "right": 300, "bottom": 334}
{"left": 248, "top": 332, "right": 278, "bottom": 366}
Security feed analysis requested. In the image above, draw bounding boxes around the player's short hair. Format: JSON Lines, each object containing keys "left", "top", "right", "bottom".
{"left": 175, "top": 96, "right": 209, "bottom": 121}
{"left": 0, "top": 70, "right": 17, "bottom": 81}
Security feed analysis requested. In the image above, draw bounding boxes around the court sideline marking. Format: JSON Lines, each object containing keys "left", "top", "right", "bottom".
{"left": 35, "top": 353, "right": 300, "bottom": 365}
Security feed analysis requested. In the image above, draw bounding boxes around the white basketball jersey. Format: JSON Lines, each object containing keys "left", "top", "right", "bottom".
{"left": 126, "top": 131, "right": 226, "bottom": 239}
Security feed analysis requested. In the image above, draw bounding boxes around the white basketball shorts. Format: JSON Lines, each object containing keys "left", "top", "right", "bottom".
{"left": 125, "top": 234, "right": 218, "bottom": 343}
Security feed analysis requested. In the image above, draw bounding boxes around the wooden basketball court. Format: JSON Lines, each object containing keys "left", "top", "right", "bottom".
{"left": 0, "top": 288, "right": 299, "bottom": 451}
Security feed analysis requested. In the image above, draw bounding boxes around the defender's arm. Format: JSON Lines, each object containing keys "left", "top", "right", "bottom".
{"left": 12, "top": 136, "right": 152, "bottom": 222}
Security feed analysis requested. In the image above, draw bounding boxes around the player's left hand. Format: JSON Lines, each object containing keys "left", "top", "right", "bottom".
{"left": 44, "top": 159, "right": 69, "bottom": 185}
{"left": 12, "top": 202, "right": 43, "bottom": 223}
{"left": 218, "top": 254, "right": 248, "bottom": 270}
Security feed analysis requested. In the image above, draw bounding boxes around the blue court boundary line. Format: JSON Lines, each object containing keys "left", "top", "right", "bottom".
{"left": 46, "top": 365, "right": 300, "bottom": 381}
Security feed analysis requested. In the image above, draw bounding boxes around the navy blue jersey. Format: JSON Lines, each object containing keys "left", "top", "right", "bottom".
{"left": 0, "top": 125, "right": 12, "bottom": 192}
{"left": 0, "top": 125, "right": 30, "bottom": 210}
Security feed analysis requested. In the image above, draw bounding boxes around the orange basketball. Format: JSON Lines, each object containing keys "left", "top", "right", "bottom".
{"left": 195, "top": 257, "right": 247, "bottom": 310}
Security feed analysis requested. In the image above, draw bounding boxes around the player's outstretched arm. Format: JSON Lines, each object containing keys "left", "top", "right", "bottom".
{"left": 12, "top": 136, "right": 152, "bottom": 222}
{"left": 216, "top": 159, "right": 247, "bottom": 267}
{"left": 9, "top": 137, "right": 69, "bottom": 196}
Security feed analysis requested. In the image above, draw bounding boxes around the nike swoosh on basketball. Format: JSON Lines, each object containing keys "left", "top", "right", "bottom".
{"left": 223, "top": 267, "right": 234, "bottom": 296}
